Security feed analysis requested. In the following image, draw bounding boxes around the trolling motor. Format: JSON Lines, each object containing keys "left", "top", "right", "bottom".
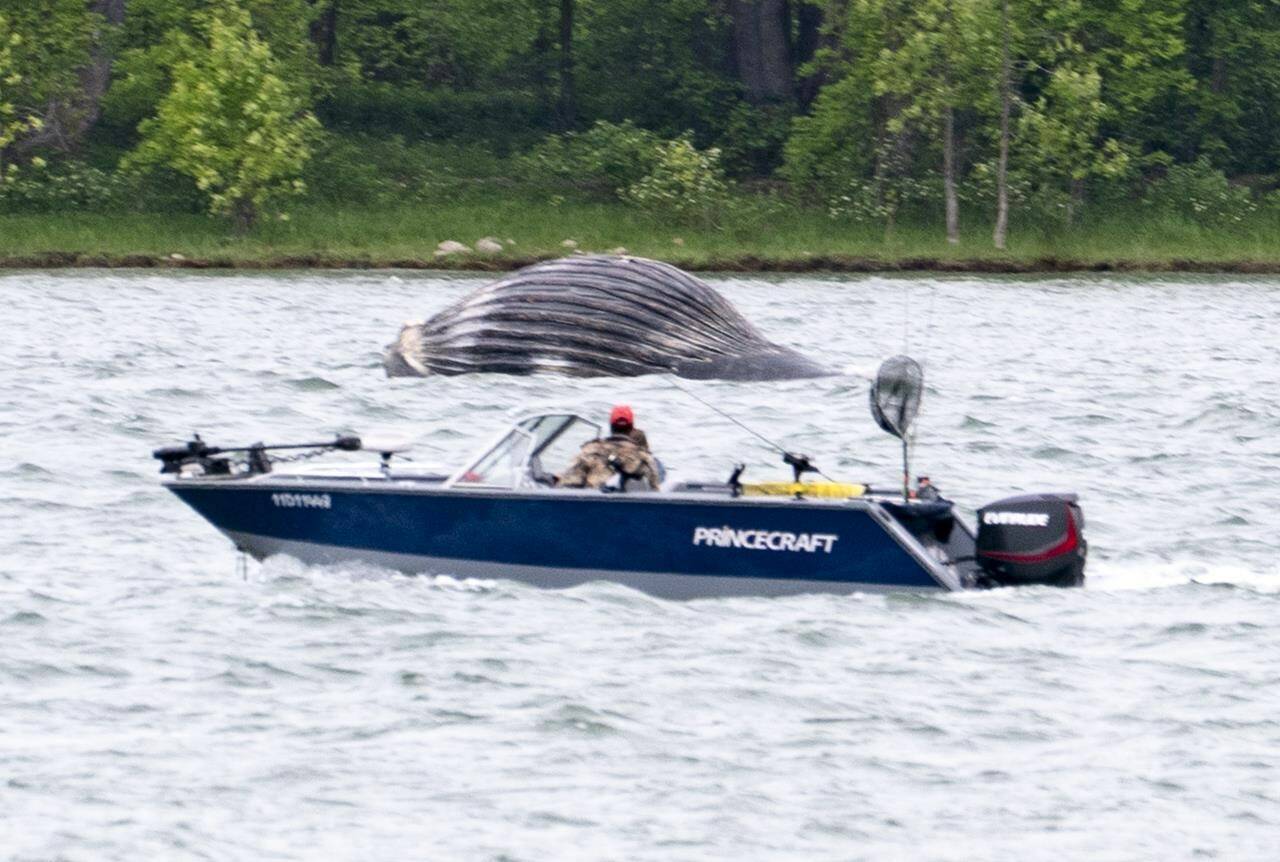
{"left": 153, "top": 434, "right": 362, "bottom": 476}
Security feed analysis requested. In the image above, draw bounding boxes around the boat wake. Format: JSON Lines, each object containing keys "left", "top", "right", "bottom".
{"left": 1079, "top": 558, "right": 1280, "bottom": 593}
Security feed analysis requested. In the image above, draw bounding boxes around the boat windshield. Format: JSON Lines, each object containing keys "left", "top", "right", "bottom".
{"left": 450, "top": 413, "right": 600, "bottom": 488}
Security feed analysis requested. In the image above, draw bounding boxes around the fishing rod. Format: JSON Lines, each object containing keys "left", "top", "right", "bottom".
{"left": 664, "top": 375, "right": 838, "bottom": 484}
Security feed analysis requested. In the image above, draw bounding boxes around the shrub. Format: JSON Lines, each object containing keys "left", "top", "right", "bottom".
{"left": 620, "top": 137, "right": 730, "bottom": 225}
{"left": 1143, "top": 157, "right": 1257, "bottom": 226}
{"left": 0, "top": 160, "right": 127, "bottom": 212}
{"left": 124, "top": 4, "right": 319, "bottom": 230}
{"left": 523, "top": 120, "right": 731, "bottom": 223}
{"left": 303, "top": 133, "right": 512, "bottom": 205}
{"left": 1, "top": 15, "right": 35, "bottom": 184}
{"left": 1261, "top": 189, "right": 1280, "bottom": 218}
{"left": 520, "top": 120, "right": 664, "bottom": 197}
{"left": 819, "top": 176, "right": 888, "bottom": 223}
{"left": 0, "top": 158, "right": 206, "bottom": 214}
{"left": 317, "top": 83, "right": 552, "bottom": 154}
{"left": 780, "top": 75, "right": 877, "bottom": 192}
{"left": 716, "top": 102, "right": 792, "bottom": 178}
{"left": 302, "top": 133, "right": 401, "bottom": 205}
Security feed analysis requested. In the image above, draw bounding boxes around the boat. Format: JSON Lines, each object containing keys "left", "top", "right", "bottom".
{"left": 152, "top": 359, "right": 1087, "bottom": 597}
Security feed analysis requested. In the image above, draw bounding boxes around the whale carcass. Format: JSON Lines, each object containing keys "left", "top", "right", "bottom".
{"left": 383, "top": 255, "right": 831, "bottom": 380}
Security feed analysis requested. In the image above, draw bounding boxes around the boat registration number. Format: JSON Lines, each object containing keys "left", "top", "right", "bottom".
{"left": 271, "top": 492, "right": 332, "bottom": 510}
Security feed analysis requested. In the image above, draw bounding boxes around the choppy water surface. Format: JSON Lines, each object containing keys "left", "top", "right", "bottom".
{"left": 2, "top": 270, "right": 1278, "bottom": 860}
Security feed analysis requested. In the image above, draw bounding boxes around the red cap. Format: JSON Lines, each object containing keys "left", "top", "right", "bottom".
{"left": 609, "top": 405, "right": 634, "bottom": 428}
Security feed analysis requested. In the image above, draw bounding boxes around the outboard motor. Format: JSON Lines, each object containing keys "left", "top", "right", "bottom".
{"left": 975, "top": 494, "right": 1086, "bottom": 587}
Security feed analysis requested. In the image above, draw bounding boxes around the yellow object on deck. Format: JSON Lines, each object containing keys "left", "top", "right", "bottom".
{"left": 741, "top": 481, "right": 866, "bottom": 499}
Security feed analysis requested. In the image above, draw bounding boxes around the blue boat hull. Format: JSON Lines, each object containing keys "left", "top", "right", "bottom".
{"left": 169, "top": 481, "right": 954, "bottom": 597}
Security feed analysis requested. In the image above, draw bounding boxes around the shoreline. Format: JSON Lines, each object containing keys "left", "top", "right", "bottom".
{"left": 5, "top": 252, "right": 1280, "bottom": 274}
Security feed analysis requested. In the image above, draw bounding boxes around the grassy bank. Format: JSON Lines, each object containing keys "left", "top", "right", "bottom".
{"left": 3, "top": 194, "right": 1280, "bottom": 272}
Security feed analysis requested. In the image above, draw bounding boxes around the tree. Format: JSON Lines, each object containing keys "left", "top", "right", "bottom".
{"left": 730, "top": 0, "right": 793, "bottom": 104}
{"left": 0, "top": 14, "right": 34, "bottom": 179}
{"left": 309, "top": 0, "right": 338, "bottom": 67}
{"left": 105, "top": 0, "right": 321, "bottom": 146}
{"left": 557, "top": 0, "right": 575, "bottom": 129}
{"left": 993, "top": 0, "right": 1011, "bottom": 250}
{"left": 126, "top": 3, "right": 320, "bottom": 230}
{"left": 573, "top": 0, "right": 736, "bottom": 143}
{"left": 873, "top": 0, "right": 997, "bottom": 242}
{"left": 336, "top": 0, "right": 542, "bottom": 89}
{"left": 0, "top": 0, "right": 99, "bottom": 155}
{"left": 1180, "top": 0, "right": 1280, "bottom": 174}
{"left": 1018, "top": 53, "right": 1128, "bottom": 224}
{"left": 780, "top": 0, "right": 907, "bottom": 226}
{"left": 1014, "top": 0, "right": 1186, "bottom": 219}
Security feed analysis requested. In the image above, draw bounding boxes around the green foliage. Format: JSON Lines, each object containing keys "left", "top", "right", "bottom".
{"left": 521, "top": 120, "right": 665, "bottom": 197}
{"left": 781, "top": 75, "right": 878, "bottom": 191}
{"left": 716, "top": 103, "right": 793, "bottom": 177}
{"left": 820, "top": 179, "right": 890, "bottom": 223}
{"left": 304, "top": 133, "right": 509, "bottom": 204}
{"left": 1261, "top": 189, "right": 1280, "bottom": 221}
{"left": 1016, "top": 53, "right": 1133, "bottom": 221}
{"left": 1021, "top": 0, "right": 1191, "bottom": 157}
{"left": 101, "top": 0, "right": 320, "bottom": 148}
{"left": 0, "top": 158, "right": 128, "bottom": 212}
{"left": 0, "top": 0, "right": 1272, "bottom": 247}
{"left": 0, "top": 2, "right": 97, "bottom": 177}
{"left": 1143, "top": 157, "right": 1257, "bottom": 225}
{"left": 523, "top": 120, "right": 730, "bottom": 224}
{"left": 0, "top": 153, "right": 204, "bottom": 213}
{"left": 319, "top": 0, "right": 740, "bottom": 153}
{"left": 338, "top": 0, "right": 543, "bottom": 89}
{"left": 872, "top": 0, "right": 999, "bottom": 133}
{"left": 0, "top": 14, "right": 31, "bottom": 178}
{"left": 0, "top": 1, "right": 97, "bottom": 127}
{"left": 125, "top": 3, "right": 320, "bottom": 229}
{"left": 100, "top": 26, "right": 192, "bottom": 148}
{"left": 781, "top": 0, "right": 998, "bottom": 231}
{"left": 620, "top": 137, "right": 730, "bottom": 224}
{"left": 1178, "top": 0, "right": 1280, "bottom": 174}
{"left": 574, "top": 0, "right": 737, "bottom": 144}
{"left": 317, "top": 82, "right": 552, "bottom": 152}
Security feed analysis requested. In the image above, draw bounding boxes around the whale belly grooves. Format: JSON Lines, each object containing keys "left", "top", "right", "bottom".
{"left": 384, "top": 255, "right": 832, "bottom": 381}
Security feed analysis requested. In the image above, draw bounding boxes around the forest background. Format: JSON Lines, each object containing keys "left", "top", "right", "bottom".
{"left": 1, "top": 0, "right": 1278, "bottom": 268}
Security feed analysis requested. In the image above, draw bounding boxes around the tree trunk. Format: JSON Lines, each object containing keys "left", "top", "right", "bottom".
{"left": 944, "top": 106, "right": 959, "bottom": 244}
{"left": 14, "top": 0, "right": 126, "bottom": 155}
{"left": 794, "top": 2, "right": 824, "bottom": 107}
{"left": 310, "top": 1, "right": 338, "bottom": 67}
{"left": 1210, "top": 55, "right": 1227, "bottom": 95}
{"left": 1066, "top": 176, "right": 1084, "bottom": 227}
{"left": 233, "top": 198, "right": 257, "bottom": 234}
{"left": 532, "top": 19, "right": 554, "bottom": 127}
{"left": 993, "top": 0, "right": 1011, "bottom": 251}
{"left": 556, "top": 0, "right": 576, "bottom": 130}
{"left": 730, "top": 0, "right": 794, "bottom": 104}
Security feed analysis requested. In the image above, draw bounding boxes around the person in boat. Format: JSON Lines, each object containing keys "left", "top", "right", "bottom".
{"left": 915, "top": 475, "right": 940, "bottom": 501}
{"left": 607, "top": 404, "right": 649, "bottom": 451}
{"left": 558, "top": 405, "right": 660, "bottom": 490}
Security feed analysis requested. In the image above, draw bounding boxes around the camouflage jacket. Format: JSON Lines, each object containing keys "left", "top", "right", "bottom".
{"left": 559, "top": 436, "right": 660, "bottom": 490}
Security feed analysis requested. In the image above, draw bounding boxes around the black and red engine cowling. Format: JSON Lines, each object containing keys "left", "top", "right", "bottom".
{"left": 975, "top": 494, "right": 1086, "bottom": 587}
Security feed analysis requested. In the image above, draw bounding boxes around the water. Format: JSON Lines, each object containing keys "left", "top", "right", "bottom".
{"left": 2, "top": 270, "right": 1278, "bottom": 860}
